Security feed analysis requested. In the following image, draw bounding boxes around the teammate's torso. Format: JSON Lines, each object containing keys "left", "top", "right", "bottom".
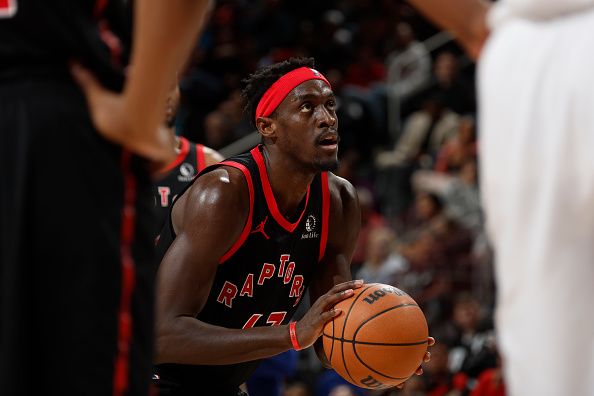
{"left": 0, "top": 0, "right": 130, "bottom": 89}
{"left": 154, "top": 145, "right": 330, "bottom": 392}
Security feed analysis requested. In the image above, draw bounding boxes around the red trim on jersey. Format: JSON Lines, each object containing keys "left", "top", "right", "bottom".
{"left": 319, "top": 172, "right": 330, "bottom": 261}
{"left": 113, "top": 150, "right": 137, "bottom": 396}
{"left": 98, "top": 20, "right": 123, "bottom": 66}
{"left": 219, "top": 161, "right": 255, "bottom": 264}
{"left": 158, "top": 137, "right": 190, "bottom": 175}
{"left": 93, "top": 0, "right": 123, "bottom": 68}
{"left": 0, "top": 0, "right": 17, "bottom": 17}
{"left": 196, "top": 143, "right": 206, "bottom": 172}
{"left": 93, "top": 0, "right": 109, "bottom": 18}
{"left": 251, "top": 146, "right": 310, "bottom": 233}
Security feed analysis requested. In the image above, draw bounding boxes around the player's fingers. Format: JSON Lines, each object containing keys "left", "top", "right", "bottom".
{"left": 318, "top": 288, "right": 354, "bottom": 309}
{"left": 424, "top": 351, "right": 431, "bottom": 362}
{"left": 428, "top": 337, "right": 436, "bottom": 347}
{"left": 396, "top": 383, "right": 404, "bottom": 389}
{"left": 415, "top": 366, "right": 423, "bottom": 376}
{"left": 319, "top": 308, "right": 342, "bottom": 323}
{"left": 70, "top": 62, "right": 104, "bottom": 99}
{"left": 328, "top": 279, "right": 364, "bottom": 294}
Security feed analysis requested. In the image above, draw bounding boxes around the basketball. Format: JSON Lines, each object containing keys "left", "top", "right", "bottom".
{"left": 322, "top": 283, "right": 429, "bottom": 390}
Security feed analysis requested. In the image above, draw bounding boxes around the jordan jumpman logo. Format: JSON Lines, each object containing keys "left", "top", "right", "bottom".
{"left": 251, "top": 216, "right": 270, "bottom": 239}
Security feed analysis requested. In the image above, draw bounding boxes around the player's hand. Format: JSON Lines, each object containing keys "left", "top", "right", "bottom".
{"left": 294, "top": 280, "right": 364, "bottom": 350}
{"left": 395, "top": 336, "right": 436, "bottom": 389}
{"left": 70, "top": 62, "right": 176, "bottom": 167}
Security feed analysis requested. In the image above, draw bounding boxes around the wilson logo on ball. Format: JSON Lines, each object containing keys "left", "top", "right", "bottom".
{"left": 363, "top": 286, "right": 407, "bottom": 305}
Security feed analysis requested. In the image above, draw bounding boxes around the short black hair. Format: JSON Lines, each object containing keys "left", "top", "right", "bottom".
{"left": 241, "top": 57, "right": 315, "bottom": 127}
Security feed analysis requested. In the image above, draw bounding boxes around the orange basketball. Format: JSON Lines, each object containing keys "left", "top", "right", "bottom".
{"left": 322, "top": 283, "right": 429, "bottom": 390}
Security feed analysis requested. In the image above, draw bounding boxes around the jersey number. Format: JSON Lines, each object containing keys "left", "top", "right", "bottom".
{"left": 0, "top": 0, "right": 17, "bottom": 18}
{"left": 242, "top": 311, "right": 287, "bottom": 329}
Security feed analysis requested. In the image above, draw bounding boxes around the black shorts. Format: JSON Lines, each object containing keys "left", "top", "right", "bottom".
{"left": 0, "top": 74, "right": 158, "bottom": 395}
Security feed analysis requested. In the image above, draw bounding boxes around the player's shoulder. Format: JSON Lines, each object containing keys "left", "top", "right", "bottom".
{"left": 326, "top": 172, "right": 358, "bottom": 204}
{"left": 188, "top": 165, "right": 248, "bottom": 200}
{"left": 325, "top": 172, "right": 361, "bottom": 243}
{"left": 174, "top": 165, "right": 250, "bottom": 220}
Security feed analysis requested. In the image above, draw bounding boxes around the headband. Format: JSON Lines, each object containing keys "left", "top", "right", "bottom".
{"left": 255, "top": 67, "right": 332, "bottom": 121}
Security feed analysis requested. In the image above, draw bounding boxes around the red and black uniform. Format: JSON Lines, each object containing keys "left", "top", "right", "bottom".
{"left": 0, "top": 2, "right": 155, "bottom": 395}
{"left": 153, "top": 137, "right": 207, "bottom": 232}
{"left": 154, "top": 145, "right": 331, "bottom": 395}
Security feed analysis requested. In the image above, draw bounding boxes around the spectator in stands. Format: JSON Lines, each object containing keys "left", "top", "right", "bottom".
{"left": 375, "top": 93, "right": 459, "bottom": 169}
{"left": 419, "top": 51, "right": 476, "bottom": 115}
{"left": 374, "top": 93, "right": 458, "bottom": 217}
{"left": 470, "top": 351, "right": 505, "bottom": 396}
{"left": 421, "top": 342, "right": 467, "bottom": 396}
{"left": 448, "top": 293, "right": 498, "bottom": 381}
{"left": 351, "top": 186, "right": 389, "bottom": 270}
{"left": 394, "top": 191, "right": 445, "bottom": 245}
{"left": 385, "top": 21, "right": 432, "bottom": 105}
{"left": 436, "top": 51, "right": 473, "bottom": 112}
{"left": 443, "top": 157, "right": 483, "bottom": 234}
{"left": 356, "top": 226, "right": 409, "bottom": 285}
{"left": 434, "top": 115, "right": 477, "bottom": 174}
{"left": 343, "top": 47, "right": 386, "bottom": 89}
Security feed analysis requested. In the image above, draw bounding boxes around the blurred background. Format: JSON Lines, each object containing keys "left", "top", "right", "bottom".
{"left": 176, "top": 1, "right": 501, "bottom": 395}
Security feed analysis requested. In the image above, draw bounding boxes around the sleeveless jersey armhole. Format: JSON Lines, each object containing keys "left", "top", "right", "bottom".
{"left": 218, "top": 161, "right": 254, "bottom": 264}
{"left": 196, "top": 143, "right": 206, "bottom": 172}
{"left": 318, "top": 172, "right": 330, "bottom": 262}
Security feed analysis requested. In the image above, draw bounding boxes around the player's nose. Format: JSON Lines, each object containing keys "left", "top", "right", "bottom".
{"left": 317, "top": 107, "right": 336, "bottom": 129}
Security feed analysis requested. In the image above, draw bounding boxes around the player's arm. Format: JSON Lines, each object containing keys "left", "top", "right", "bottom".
{"left": 72, "top": 0, "right": 212, "bottom": 165}
{"left": 309, "top": 173, "right": 362, "bottom": 368}
{"left": 155, "top": 167, "right": 360, "bottom": 365}
{"left": 405, "top": 0, "right": 491, "bottom": 60}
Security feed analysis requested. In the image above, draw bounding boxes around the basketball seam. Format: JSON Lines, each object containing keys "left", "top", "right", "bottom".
{"left": 352, "top": 304, "right": 427, "bottom": 380}
{"left": 329, "top": 316, "right": 335, "bottom": 362}
{"left": 354, "top": 303, "right": 420, "bottom": 335}
{"left": 322, "top": 335, "right": 427, "bottom": 347}
{"left": 340, "top": 284, "right": 375, "bottom": 385}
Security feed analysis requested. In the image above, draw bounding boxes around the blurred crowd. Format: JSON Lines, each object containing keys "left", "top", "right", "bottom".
{"left": 176, "top": 1, "right": 502, "bottom": 395}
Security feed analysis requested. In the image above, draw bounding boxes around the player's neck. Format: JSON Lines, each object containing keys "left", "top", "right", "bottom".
{"left": 261, "top": 146, "right": 315, "bottom": 219}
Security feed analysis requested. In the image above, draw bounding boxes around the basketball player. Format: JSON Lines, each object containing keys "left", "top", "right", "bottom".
{"left": 405, "top": 1, "right": 594, "bottom": 395}
{"left": 154, "top": 84, "right": 224, "bottom": 231}
{"left": 0, "top": 0, "right": 210, "bottom": 395}
{"left": 153, "top": 58, "right": 433, "bottom": 395}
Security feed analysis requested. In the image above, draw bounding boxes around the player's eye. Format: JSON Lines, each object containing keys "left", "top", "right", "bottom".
{"left": 300, "top": 102, "right": 313, "bottom": 112}
{"left": 326, "top": 99, "right": 336, "bottom": 110}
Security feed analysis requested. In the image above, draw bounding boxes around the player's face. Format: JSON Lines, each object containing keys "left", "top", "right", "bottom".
{"left": 273, "top": 80, "right": 339, "bottom": 171}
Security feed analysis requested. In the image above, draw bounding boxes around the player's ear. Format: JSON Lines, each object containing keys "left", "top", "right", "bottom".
{"left": 256, "top": 116, "right": 277, "bottom": 138}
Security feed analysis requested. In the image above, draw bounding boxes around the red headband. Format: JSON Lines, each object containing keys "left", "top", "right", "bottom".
{"left": 255, "top": 67, "right": 331, "bottom": 121}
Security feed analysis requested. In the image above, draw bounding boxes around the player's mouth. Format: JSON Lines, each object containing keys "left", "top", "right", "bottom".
{"left": 317, "top": 131, "right": 339, "bottom": 152}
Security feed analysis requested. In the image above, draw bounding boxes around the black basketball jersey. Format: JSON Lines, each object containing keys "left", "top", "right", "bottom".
{"left": 0, "top": 0, "right": 130, "bottom": 90}
{"left": 154, "top": 137, "right": 206, "bottom": 232}
{"left": 154, "top": 145, "right": 330, "bottom": 394}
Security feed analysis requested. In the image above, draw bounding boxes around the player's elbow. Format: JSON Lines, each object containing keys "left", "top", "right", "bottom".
{"left": 154, "top": 317, "right": 185, "bottom": 364}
